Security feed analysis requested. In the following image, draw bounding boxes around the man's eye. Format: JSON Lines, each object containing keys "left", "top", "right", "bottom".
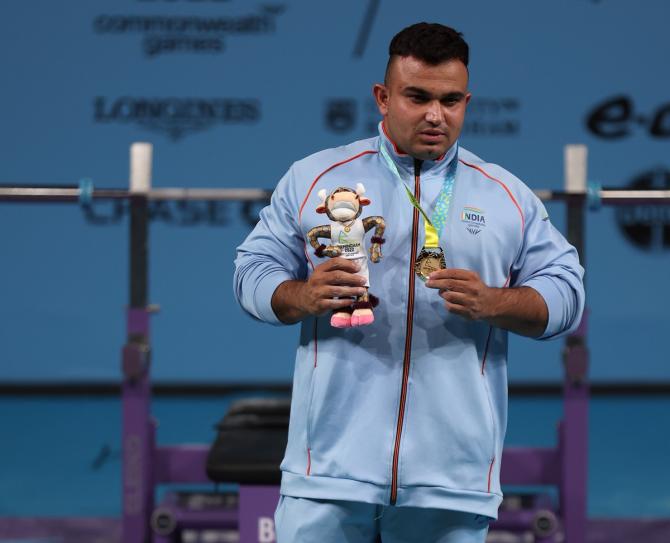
{"left": 409, "top": 95, "right": 428, "bottom": 103}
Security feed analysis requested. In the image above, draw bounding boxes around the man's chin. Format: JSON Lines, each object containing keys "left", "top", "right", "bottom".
{"left": 411, "top": 146, "right": 447, "bottom": 161}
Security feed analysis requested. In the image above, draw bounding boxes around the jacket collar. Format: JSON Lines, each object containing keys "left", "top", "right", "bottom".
{"left": 378, "top": 121, "right": 458, "bottom": 178}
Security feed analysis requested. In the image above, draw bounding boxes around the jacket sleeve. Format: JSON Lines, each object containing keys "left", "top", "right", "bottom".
{"left": 509, "top": 191, "right": 585, "bottom": 340}
{"left": 233, "top": 166, "right": 308, "bottom": 325}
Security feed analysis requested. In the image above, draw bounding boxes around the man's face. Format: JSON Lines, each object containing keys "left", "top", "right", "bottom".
{"left": 373, "top": 56, "right": 471, "bottom": 161}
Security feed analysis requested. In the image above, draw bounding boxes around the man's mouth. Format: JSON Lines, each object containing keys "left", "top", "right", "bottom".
{"left": 418, "top": 130, "right": 446, "bottom": 143}
{"left": 420, "top": 129, "right": 445, "bottom": 136}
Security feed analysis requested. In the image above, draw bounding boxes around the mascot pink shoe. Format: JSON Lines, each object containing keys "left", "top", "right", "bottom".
{"left": 350, "top": 301, "right": 375, "bottom": 327}
{"left": 351, "top": 309, "right": 374, "bottom": 327}
{"left": 330, "top": 311, "right": 353, "bottom": 328}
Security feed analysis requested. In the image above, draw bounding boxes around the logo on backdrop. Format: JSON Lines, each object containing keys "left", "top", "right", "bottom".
{"left": 93, "top": 96, "right": 261, "bottom": 140}
{"left": 324, "top": 97, "right": 521, "bottom": 137}
{"left": 93, "top": 4, "right": 286, "bottom": 58}
{"left": 462, "top": 97, "right": 521, "bottom": 137}
{"left": 586, "top": 95, "right": 670, "bottom": 139}
{"left": 615, "top": 168, "right": 670, "bottom": 251}
{"left": 325, "top": 100, "right": 357, "bottom": 133}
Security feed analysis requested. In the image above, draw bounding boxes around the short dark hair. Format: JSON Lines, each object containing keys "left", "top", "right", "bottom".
{"left": 385, "top": 22, "right": 469, "bottom": 82}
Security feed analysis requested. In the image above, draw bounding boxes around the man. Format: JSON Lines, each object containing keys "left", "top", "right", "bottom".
{"left": 234, "top": 22, "right": 584, "bottom": 542}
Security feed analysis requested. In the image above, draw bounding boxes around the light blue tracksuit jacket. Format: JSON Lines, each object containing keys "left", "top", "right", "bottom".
{"left": 234, "top": 123, "right": 585, "bottom": 520}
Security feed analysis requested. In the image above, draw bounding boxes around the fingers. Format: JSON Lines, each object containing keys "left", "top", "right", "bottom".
{"left": 313, "top": 296, "right": 361, "bottom": 315}
{"left": 305, "top": 258, "right": 367, "bottom": 316}
{"left": 427, "top": 278, "right": 474, "bottom": 293}
{"left": 314, "top": 258, "right": 366, "bottom": 286}
{"left": 319, "top": 257, "right": 361, "bottom": 273}
{"left": 439, "top": 290, "right": 468, "bottom": 305}
{"left": 425, "top": 268, "right": 481, "bottom": 292}
{"left": 443, "top": 301, "right": 472, "bottom": 319}
{"left": 438, "top": 290, "right": 475, "bottom": 320}
{"left": 324, "top": 285, "right": 367, "bottom": 298}
{"left": 426, "top": 278, "right": 456, "bottom": 291}
{"left": 427, "top": 268, "right": 478, "bottom": 282}
{"left": 319, "top": 270, "right": 366, "bottom": 286}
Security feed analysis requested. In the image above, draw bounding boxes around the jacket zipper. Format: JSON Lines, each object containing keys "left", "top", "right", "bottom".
{"left": 390, "top": 158, "right": 422, "bottom": 505}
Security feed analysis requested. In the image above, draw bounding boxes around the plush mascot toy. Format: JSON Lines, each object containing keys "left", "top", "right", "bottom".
{"left": 307, "top": 184, "right": 385, "bottom": 328}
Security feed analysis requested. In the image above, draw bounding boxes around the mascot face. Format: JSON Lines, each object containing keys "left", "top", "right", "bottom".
{"left": 317, "top": 184, "right": 371, "bottom": 222}
{"left": 329, "top": 190, "right": 360, "bottom": 221}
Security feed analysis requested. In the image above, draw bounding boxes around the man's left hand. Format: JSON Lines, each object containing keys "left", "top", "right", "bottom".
{"left": 424, "top": 268, "right": 549, "bottom": 337}
{"left": 425, "top": 268, "right": 495, "bottom": 321}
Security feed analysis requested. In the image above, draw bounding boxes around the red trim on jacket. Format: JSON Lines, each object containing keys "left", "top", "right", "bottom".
{"left": 487, "top": 457, "right": 496, "bottom": 493}
{"left": 298, "top": 150, "right": 378, "bottom": 219}
{"left": 298, "top": 150, "right": 378, "bottom": 271}
{"left": 481, "top": 326, "right": 493, "bottom": 375}
{"left": 459, "top": 159, "right": 525, "bottom": 233}
{"left": 482, "top": 273, "right": 511, "bottom": 374}
{"left": 312, "top": 318, "right": 318, "bottom": 368}
{"left": 381, "top": 121, "right": 407, "bottom": 155}
{"left": 296, "top": 150, "right": 377, "bottom": 460}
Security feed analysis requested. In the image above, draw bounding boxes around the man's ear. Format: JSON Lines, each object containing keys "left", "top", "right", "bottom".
{"left": 373, "top": 84, "right": 389, "bottom": 116}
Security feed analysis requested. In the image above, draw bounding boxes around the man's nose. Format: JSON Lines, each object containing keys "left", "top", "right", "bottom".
{"left": 425, "top": 101, "right": 443, "bottom": 124}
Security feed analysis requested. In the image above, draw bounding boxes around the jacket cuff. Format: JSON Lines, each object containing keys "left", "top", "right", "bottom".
{"left": 521, "top": 277, "right": 565, "bottom": 340}
{"left": 254, "top": 271, "right": 294, "bottom": 326}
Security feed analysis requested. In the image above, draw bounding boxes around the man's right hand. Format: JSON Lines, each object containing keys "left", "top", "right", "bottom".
{"left": 271, "top": 258, "right": 367, "bottom": 324}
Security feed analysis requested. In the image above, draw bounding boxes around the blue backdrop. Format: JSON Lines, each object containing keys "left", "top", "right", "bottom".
{"left": 1, "top": 0, "right": 668, "bottom": 383}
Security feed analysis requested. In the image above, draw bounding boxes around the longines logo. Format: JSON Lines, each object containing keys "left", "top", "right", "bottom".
{"left": 462, "top": 97, "right": 520, "bottom": 137}
{"left": 616, "top": 168, "right": 670, "bottom": 251}
{"left": 586, "top": 95, "right": 670, "bottom": 139}
{"left": 93, "top": 4, "right": 286, "bottom": 57}
{"left": 93, "top": 96, "right": 261, "bottom": 140}
{"left": 324, "top": 97, "right": 520, "bottom": 138}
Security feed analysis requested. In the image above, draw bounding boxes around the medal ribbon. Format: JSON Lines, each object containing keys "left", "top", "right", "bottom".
{"left": 379, "top": 144, "right": 458, "bottom": 249}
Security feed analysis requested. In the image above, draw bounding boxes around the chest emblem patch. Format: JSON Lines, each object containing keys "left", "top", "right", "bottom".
{"left": 461, "top": 206, "right": 486, "bottom": 235}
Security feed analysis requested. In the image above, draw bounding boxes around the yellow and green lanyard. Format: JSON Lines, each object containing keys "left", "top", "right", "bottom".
{"left": 380, "top": 144, "right": 458, "bottom": 252}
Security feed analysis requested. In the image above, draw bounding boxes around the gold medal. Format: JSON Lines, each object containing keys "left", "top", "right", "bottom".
{"left": 414, "top": 247, "right": 446, "bottom": 281}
